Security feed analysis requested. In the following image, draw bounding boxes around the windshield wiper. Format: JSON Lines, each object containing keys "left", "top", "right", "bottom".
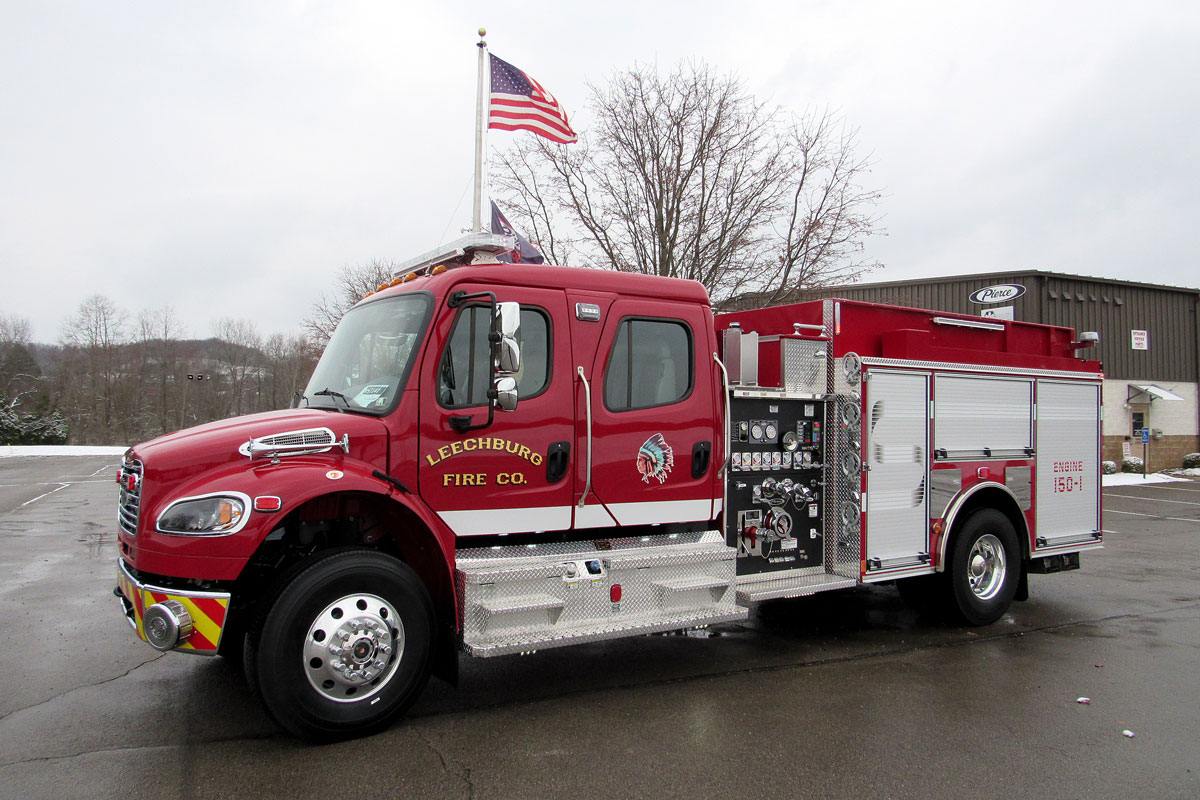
{"left": 313, "top": 388, "right": 350, "bottom": 413}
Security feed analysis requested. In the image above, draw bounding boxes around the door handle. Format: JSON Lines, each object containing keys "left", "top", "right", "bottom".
{"left": 691, "top": 441, "right": 712, "bottom": 479}
{"left": 546, "top": 441, "right": 571, "bottom": 483}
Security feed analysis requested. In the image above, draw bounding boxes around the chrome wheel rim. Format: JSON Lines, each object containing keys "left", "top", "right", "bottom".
{"left": 303, "top": 593, "right": 404, "bottom": 703}
{"left": 967, "top": 534, "right": 1007, "bottom": 600}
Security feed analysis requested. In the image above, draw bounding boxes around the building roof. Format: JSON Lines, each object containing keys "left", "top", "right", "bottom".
{"left": 827, "top": 269, "right": 1199, "bottom": 296}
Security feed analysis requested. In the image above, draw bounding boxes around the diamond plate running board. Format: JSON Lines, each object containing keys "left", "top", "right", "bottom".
{"left": 456, "top": 532, "right": 747, "bottom": 658}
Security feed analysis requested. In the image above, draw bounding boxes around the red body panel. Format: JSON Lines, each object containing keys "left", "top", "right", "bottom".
{"left": 119, "top": 263, "right": 716, "bottom": 586}
{"left": 718, "top": 298, "right": 1102, "bottom": 376}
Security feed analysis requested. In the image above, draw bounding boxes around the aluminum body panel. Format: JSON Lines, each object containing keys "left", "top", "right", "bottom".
{"left": 1005, "top": 466, "right": 1033, "bottom": 510}
{"left": 781, "top": 337, "right": 828, "bottom": 393}
{"left": 929, "top": 468, "right": 962, "bottom": 519}
{"left": 824, "top": 300, "right": 864, "bottom": 579}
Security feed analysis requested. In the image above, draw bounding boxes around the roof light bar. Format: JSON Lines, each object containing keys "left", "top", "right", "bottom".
{"left": 390, "top": 233, "right": 516, "bottom": 279}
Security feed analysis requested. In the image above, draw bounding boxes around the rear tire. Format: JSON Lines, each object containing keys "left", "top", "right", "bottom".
{"left": 247, "top": 550, "right": 434, "bottom": 741}
{"left": 946, "top": 509, "right": 1020, "bottom": 626}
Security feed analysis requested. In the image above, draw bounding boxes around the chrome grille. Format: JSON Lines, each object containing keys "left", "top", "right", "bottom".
{"left": 239, "top": 426, "right": 345, "bottom": 458}
{"left": 117, "top": 458, "right": 143, "bottom": 537}
{"left": 261, "top": 430, "right": 333, "bottom": 448}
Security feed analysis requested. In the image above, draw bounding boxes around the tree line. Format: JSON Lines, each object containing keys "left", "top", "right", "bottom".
{"left": 1, "top": 300, "right": 317, "bottom": 446}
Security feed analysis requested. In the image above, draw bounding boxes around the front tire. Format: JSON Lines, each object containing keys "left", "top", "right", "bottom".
{"left": 249, "top": 550, "right": 434, "bottom": 741}
{"left": 946, "top": 509, "right": 1020, "bottom": 626}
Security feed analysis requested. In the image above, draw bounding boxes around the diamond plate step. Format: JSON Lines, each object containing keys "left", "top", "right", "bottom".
{"left": 735, "top": 573, "right": 858, "bottom": 605}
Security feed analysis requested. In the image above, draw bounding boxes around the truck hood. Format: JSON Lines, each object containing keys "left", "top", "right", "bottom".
{"left": 130, "top": 408, "right": 390, "bottom": 486}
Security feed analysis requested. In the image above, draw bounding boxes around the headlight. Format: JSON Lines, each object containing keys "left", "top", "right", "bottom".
{"left": 157, "top": 494, "right": 248, "bottom": 536}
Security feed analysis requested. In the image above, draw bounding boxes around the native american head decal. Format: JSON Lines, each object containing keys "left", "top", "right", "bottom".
{"left": 636, "top": 434, "right": 674, "bottom": 484}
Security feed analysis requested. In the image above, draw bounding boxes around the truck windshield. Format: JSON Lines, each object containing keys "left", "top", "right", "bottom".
{"left": 303, "top": 293, "right": 431, "bottom": 414}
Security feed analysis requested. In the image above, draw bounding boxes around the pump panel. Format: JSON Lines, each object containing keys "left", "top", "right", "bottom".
{"left": 726, "top": 394, "right": 827, "bottom": 576}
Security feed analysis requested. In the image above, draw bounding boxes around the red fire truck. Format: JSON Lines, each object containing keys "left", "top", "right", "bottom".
{"left": 114, "top": 233, "right": 1103, "bottom": 740}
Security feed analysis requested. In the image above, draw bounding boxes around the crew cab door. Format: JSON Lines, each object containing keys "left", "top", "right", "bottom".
{"left": 418, "top": 285, "right": 574, "bottom": 537}
{"left": 572, "top": 295, "right": 719, "bottom": 530}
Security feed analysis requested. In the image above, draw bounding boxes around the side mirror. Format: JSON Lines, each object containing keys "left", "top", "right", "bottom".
{"left": 495, "top": 302, "right": 522, "bottom": 375}
{"left": 497, "top": 302, "right": 521, "bottom": 339}
{"left": 493, "top": 376, "right": 518, "bottom": 412}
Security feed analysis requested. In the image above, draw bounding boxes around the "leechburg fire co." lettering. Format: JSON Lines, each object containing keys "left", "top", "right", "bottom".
{"left": 425, "top": 436, "right": 544, "bottom": 468}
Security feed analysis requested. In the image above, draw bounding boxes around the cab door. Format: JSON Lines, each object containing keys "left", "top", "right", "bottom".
{"left": 572, "top": 296, "right": 718, "bottom": 530}
{"left": 418, "top": 284, "right": 574, "bottom": 537}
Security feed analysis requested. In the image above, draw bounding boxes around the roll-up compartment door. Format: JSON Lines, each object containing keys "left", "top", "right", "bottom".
{"left": 865, "top": 370, "right": 929, "bottom": 569}
{"left": 1035, "top": 380, "right": 1101, "bottom": 546}
{"left": 934, "top": 375, "right": 1032, "bottom": 459}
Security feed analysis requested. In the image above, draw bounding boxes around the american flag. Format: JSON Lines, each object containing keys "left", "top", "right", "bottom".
{"left": 489, "top": 54, "right": 577, "bottom": 144}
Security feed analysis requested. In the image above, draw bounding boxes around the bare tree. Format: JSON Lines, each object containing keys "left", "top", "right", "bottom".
{"left": 59, "top": 295, "right": 128, "bottom": 441}
{"left": 493, "top": 61, "right": 882, "bottom": 304}
{"left": 0, "top": 312, "right": 46, "bottom": 423}
{"left": 212, "top": 317, "right": 263, "bottom": 417}
{"left": 262, "top": 332, "right": 318, "bottom": 410}
{"left": 136, "top": 306, "right": 187, "bottom": 435}
{"left": 303, "top": 260, "right": 398, "bottom": 346}
{"left": 757, "top": 110, "right": 883, "bottom": 304}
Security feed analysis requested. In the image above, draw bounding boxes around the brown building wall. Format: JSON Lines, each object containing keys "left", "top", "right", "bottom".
{"left": 1103, "top": 435, "right": 1200, "bottom": 473}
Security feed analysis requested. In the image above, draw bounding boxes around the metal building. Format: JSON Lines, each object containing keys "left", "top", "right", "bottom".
{"left": 745, "top": 271, "right": 1200, "bottom": 472}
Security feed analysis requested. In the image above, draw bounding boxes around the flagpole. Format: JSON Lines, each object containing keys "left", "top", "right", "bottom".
{"left": 471, "top": 27, "right": 489, "bottom": 233}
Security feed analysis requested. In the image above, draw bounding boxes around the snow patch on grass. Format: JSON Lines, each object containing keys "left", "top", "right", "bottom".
{"left": 1102, "top": 471, "right": 1189, "bottom": 486}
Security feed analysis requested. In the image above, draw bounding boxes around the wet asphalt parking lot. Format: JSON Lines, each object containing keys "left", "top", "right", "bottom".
{"left": 0, "top": 455, "right": 1197, "bottom": 799}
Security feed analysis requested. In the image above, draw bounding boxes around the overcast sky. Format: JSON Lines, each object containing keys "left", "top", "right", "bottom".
{"left": 3, "top": 1, "right": 1197, "bottom": 343}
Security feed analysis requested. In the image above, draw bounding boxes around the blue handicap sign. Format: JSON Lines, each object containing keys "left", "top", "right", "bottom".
{"left": 1141, "top": 428, "right": 1150, "bottom": 444}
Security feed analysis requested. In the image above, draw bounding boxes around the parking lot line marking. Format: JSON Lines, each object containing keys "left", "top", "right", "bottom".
{"left": 18, "top": 482, "right": 69, "bottom": 508}
{"left": 0, "top": 480, "right": 112, "bottom": 488}
{"left": 1106, "top": 509, "right": 1200, "bottom": 523}
{"left": 1105, "top": 493, "right": 1200, "bottom": 506}
{"left": 1132, "top": 484, "right": 1200, "bottom": 494}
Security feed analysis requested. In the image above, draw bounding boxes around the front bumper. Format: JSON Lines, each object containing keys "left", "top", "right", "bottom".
{"left": 116, "top": 559, "right": 231, "bottom": 655}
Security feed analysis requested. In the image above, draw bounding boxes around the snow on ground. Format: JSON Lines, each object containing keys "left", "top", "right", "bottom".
{"left": 0, "top": 445, "right": 128, "bottom": 458}
{"left": 1165, "top": 467, "right": 1200, "bottom": 477}
{"left": 1102, "top": 471, "right": 1189, "bottom": 486}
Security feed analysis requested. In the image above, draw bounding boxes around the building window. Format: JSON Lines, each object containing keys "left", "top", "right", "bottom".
{"left": 1131, "top": 411, "right": 1145, "bottom": 438}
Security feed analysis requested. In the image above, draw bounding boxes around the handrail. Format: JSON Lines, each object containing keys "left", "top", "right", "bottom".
{"left": 713, "top": 353, "right": 731, "bottom": 479}
{"left": 576, "top": 366, "right": 592, "bottom": 509}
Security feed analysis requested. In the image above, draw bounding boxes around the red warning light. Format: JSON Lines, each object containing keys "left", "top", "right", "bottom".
{"left": 610, "top": 584, "right": 622, "bottom": 603}
{"left": 254, "top": 496, "right": 283, "bottom": 512}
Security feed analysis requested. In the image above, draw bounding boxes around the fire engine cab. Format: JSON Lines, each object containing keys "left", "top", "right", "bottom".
{"left": 114, "top": 233, "right": 1103, "bottom": 740}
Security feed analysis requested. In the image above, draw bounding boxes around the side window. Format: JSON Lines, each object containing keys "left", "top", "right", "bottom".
{"left": 438, "top": 306, "right": 550, "bottom": 407}
{"left": 604, "top": 318, "right": 693, "bottom": 411}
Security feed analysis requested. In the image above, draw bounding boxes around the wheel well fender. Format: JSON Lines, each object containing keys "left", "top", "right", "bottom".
{"left": 239, "top": 480, "right": 458, "bottom": 643}
{"left": 936, "top": 482, "right": 1030, "bottom": 571}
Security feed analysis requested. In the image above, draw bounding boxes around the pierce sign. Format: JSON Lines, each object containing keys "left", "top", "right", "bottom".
{"left": 969, "top": 284, "right": 1026, "bottom": 304}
